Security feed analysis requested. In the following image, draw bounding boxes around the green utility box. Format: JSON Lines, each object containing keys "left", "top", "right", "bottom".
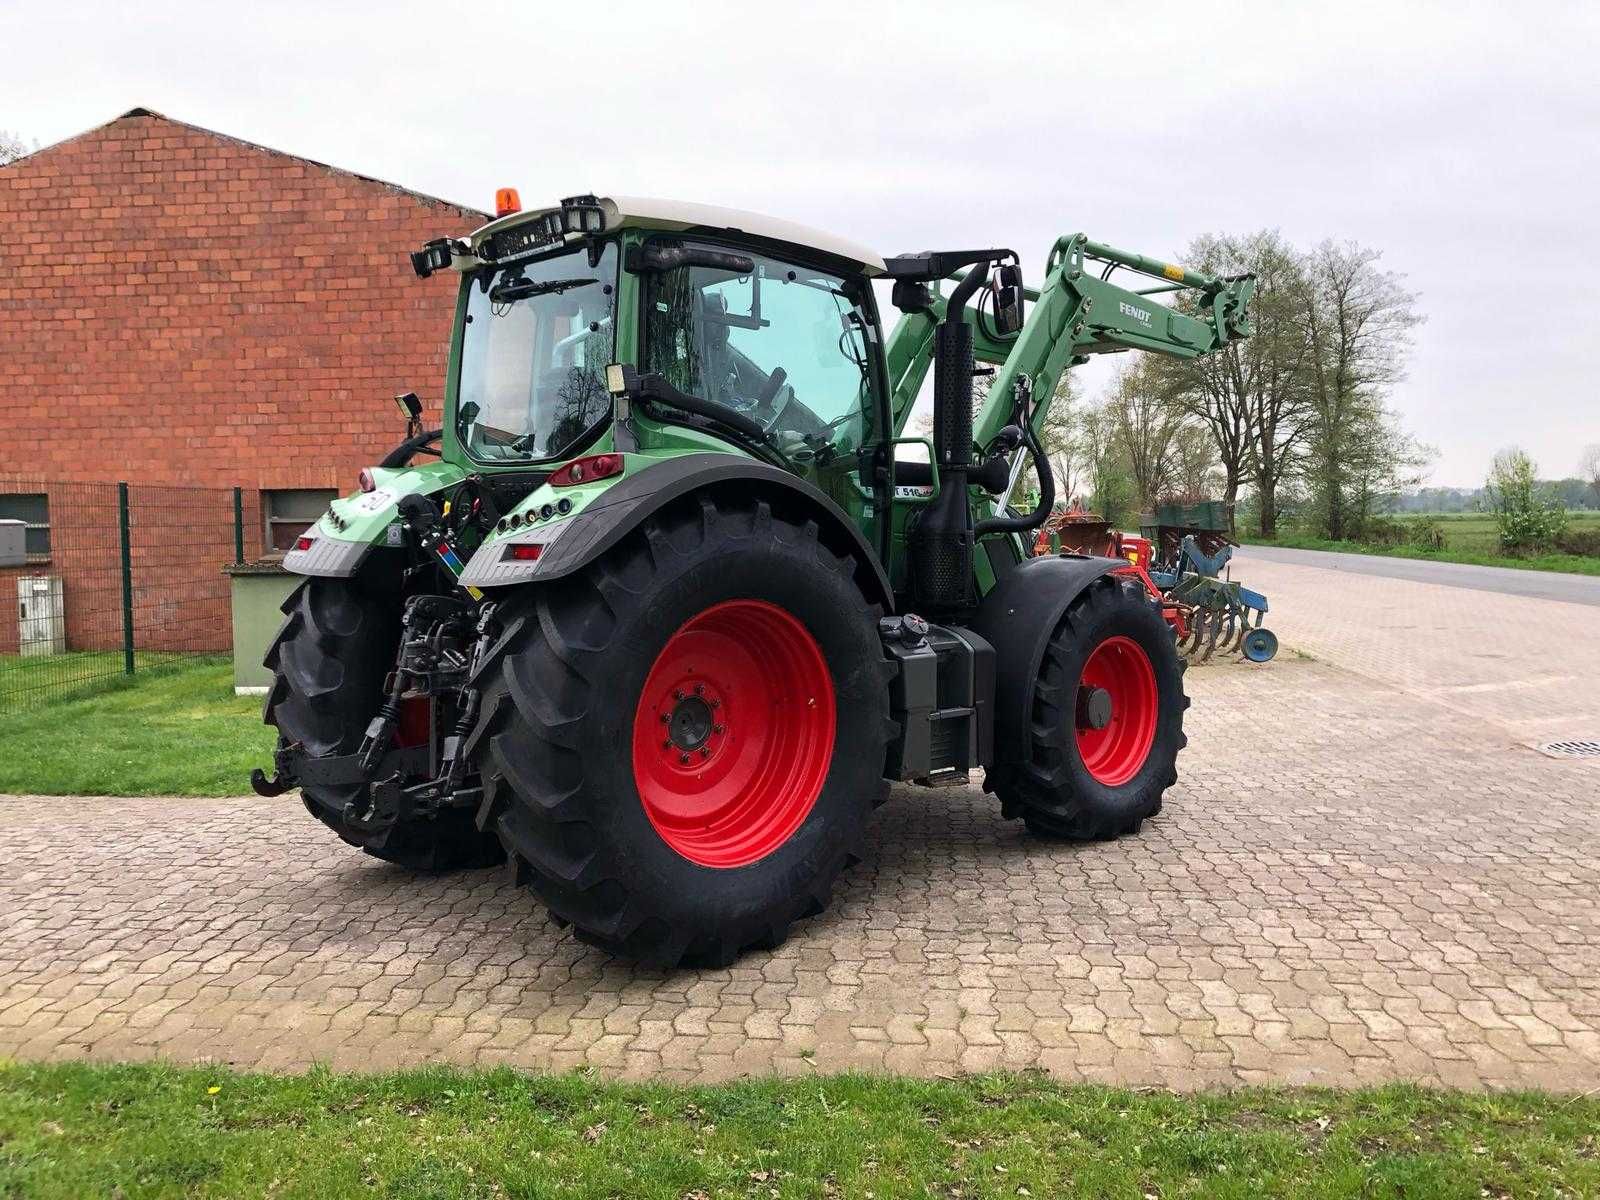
{"left": 224, "top": 561, "right": 299, "bottom": 694}
{"left": 1139, "top": 501, "right": 1231, "bottom": 533}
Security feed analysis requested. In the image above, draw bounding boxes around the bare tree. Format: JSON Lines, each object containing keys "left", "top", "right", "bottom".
{"left": 1580, "top": 444, "right": 1600, "bottom": 505}
{"left": 1155, "top": 231, "right": 1315, "bottom": 536}
{"left": 1106, "top": 358, "right": 1182, "bottom": 510}
{"left": 0, "top": 129, "right": 33, "bottom": 166}
{"left": 1233, "top": 234, "right": 1315, "bottom": 536}
{"left": 1296, "top": 240, "right": 1426, "bottom": 539}
{"left": 1077, "top": 400, "right": 1134, "bottom": 526}
{"left": 1167, "top": 422, "right": 1219, "bottom": 501}
{"left": 1143, "top": 310, "right": 1252, "bottom": 531}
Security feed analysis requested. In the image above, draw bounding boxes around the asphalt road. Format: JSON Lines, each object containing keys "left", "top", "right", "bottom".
{"left": 1237, "top": 544, "right": 1600, "bottom": 607}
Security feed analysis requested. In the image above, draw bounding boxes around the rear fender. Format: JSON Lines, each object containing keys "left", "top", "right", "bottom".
{"left": 968, "top": 553, "right": 1122, "bottom": 767}
{"left": 458, "top": 453, "right": 894, "bottom": 611}
{"left": 281, "top": 461, "right": 467, "bottom": 579}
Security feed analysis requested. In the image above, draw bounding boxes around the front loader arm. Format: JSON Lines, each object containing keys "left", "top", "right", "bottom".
{"left": 885, "top": 233, "right": 1255, "bottom": 453}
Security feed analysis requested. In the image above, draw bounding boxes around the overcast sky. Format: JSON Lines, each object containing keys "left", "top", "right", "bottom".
{"left": 4, "top": 0, "right": 1596, "bottom": 486}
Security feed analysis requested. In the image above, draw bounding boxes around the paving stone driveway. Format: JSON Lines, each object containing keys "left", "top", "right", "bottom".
{"left": 3, "top": 559, "right": 1597, "bottom": 1089}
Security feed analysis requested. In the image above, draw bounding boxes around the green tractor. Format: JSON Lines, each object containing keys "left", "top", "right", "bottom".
{"left": 253, "top": 193, "right": 1254, "bottom": 966}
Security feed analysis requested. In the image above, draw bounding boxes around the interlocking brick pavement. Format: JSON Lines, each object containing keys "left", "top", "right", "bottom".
{"left": 3, "top": 559, "right": 1597, "bottom": 1089}
{"left": 1234, "top": 549, "right": 1600, "bottom": 748}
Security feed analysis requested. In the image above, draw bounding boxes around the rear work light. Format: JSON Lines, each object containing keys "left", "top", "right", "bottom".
{"left": 503, "top": 543, "right": 542, "bottom": 562}
{"left": 548, "top": 453, "right": 623, "bottom": 487}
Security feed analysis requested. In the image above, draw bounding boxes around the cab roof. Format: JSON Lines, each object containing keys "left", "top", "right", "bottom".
{"left": 472, "top": 194, "right": 886, "bottom": 277}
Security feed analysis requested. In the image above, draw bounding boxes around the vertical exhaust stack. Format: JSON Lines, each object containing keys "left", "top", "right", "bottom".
{"left": 908, "top": 263, "right": 989, "bottom": 612}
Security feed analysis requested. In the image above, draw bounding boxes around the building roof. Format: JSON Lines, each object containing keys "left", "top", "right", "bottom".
{"left": 7, "top": 112, "right": 883, "bottom": 273}
{"left": 474, "top": 194, "right": 886, "bottom": 276}
{"left": 2, "top": 107, "right": 486, "bottom": 218}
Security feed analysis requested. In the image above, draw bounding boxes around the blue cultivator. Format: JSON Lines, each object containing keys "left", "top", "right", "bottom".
{"left": 1148, "top": 534, "right": 1278, "bottom": 664}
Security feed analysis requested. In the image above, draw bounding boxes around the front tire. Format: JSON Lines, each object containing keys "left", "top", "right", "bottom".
{"left": 990, "top": 576, "right": 1187, "bottom": 840}
{"left": 468, "top": 494, "right": 892, "bottom": 967}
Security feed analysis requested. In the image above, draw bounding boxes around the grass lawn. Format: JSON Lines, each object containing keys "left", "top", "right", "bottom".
{"left": 0, "top": 650, "right": 197, "bottom": 716}
{"left": 1, "top": 1064, "right": 1596, "bottom": 1199}
{"left": 0, "top": 658, "right": 273, "bottom": 796}
{"left": 1243, "top": 512, "right": 1600, "bottom": 577}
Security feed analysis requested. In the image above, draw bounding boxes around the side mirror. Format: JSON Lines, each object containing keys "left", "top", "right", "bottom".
{"left": 993, "top": 263, "right": 1025, "bottom": 335}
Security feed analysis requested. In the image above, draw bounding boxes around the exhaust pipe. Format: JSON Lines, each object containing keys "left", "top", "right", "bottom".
{"left": 908, "top": 264, "right": 989, "bottom": 611}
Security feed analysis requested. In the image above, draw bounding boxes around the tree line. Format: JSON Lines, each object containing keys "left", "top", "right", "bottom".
{"left": 1391, "top": 478, "right": 1599, "bottom": 514}
{"left": 1034, "top": 231, "right": 1432, "bottom": 539}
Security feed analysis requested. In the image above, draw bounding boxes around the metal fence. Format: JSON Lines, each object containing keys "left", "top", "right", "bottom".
{"left": 0, "top": 477, "right": 256, "bottom": 713}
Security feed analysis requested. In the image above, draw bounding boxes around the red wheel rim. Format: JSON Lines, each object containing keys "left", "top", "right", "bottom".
{"left": 1075, "top": 635, "right": 1158, "bottom": 787}
{"left": 631, "top": 599, "right": 836, "bottom": 868}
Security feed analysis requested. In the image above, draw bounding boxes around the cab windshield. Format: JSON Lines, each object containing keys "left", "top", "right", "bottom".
{"left": 456, "top": 241, "right": 618, "bottom": 462}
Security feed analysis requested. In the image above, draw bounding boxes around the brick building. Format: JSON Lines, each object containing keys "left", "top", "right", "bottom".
{"left": 0, "top": 109, "right": 485, "bottom": 655}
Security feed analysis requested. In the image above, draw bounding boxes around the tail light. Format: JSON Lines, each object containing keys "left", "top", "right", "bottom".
{"left": 548, "top": 453, "right": 623, "bottom": 488}
{"left": 294, "top": 535, "right": 315, "bottom": 552}
{"left": 358, "top": 468, "right": 376, "bottom": 493}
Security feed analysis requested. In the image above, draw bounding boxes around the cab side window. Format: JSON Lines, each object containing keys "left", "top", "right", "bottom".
{"left": 644, "top": 247, "right": 876, "bottom": 466}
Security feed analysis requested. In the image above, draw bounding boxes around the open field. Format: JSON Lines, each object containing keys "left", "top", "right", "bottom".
{"left": 1244, "top": 511, "right": 1600, "bottom": 576}
{"left": 0, "top": 658, "right": 270, "bottom": 796}
{"left": 1413, "top": 510, "right": 1600, "bottom": 553}
{"left": 3, "top": 1064, "right": 1597, "bottom": 1200}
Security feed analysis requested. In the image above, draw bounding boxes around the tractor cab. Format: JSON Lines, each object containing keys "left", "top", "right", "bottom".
{"left": 413, "top": 194, "right": 891, "bottom": 518}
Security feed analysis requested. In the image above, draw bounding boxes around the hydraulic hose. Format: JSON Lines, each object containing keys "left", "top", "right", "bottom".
{"left": 973, "top": 422, "right": 1054, "bottom": 539}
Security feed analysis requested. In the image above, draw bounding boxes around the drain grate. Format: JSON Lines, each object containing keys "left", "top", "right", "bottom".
{"left": 1537, "top": 740, "right": 1600, "bottom": 759}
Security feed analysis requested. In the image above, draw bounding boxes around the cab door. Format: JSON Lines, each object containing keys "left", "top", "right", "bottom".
{"left": 640, "top": 241, "right": 887, "bottom": 532}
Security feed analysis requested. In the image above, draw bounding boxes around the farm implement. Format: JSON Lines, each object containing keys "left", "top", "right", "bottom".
{"left": 1153, "top": 535, "right": 1276, "bottom": 663}
{"left": 1141, "top": 502, "right": 1276, "bottom": 663}
{"left": 1036, "top": 503, "right": 1278, "bottom": 663}
{"left": 252, "top": 193, "right": 1254, "bottom": 965}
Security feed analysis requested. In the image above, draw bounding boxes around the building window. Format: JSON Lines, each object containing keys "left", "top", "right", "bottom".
{"left": 0, "top": 493, "right": 50, "bottom": 558}
{"left": 263, "top": 488, "right": 337, "bottom": 554}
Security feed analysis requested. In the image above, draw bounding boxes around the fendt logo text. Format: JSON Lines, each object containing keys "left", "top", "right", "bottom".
{"left": 1120, "top": 301, "right": 1153, "bottom": 326}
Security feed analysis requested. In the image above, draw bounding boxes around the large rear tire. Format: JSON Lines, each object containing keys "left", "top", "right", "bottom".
{"left": 468, "top": 494, "right": 891, "bottom": 967}
{"left": 990, "top": 576, "right": 1187, "bottom": 840}
{"left": 264, "top": 573, "right": 504, "bottom": 871}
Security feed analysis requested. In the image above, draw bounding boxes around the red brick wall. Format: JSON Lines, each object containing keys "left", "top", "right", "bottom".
{"left": 0, "top": 112, "right": 485, "bottom": 659}
{"left": 0, "top": 110, "right": 483, "bottom": 493}
{"left": 1, "top": 478, "right": 242, "bottom": 656}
